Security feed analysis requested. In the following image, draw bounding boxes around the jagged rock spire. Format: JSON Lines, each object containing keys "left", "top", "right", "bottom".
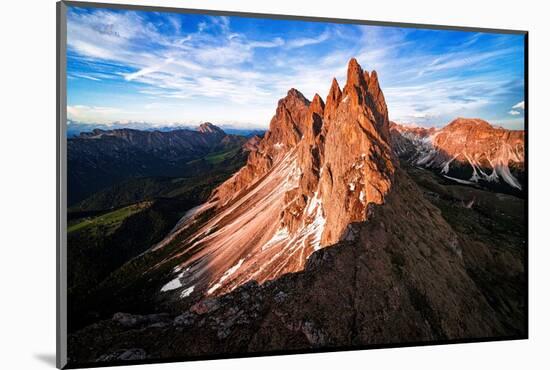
{"left": 169, "top": 57, "right": 395, "bottom": 297}
{"left": 344, "top": 57, "right": 366, "bottom": 94}
{"left": 325, "top": 78, "right": 342, "bottom": 119}
{"left": 310, "top": 93, "right": 325, "bottom": 114}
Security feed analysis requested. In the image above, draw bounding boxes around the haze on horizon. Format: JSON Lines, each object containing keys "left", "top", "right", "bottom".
{"left": 66, "top": 6, "right": 526, "bottom": 130}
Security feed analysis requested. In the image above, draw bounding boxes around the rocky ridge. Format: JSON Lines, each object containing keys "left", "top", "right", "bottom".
{"left": 149, "top": 58, "right": 395, "bottom": 298}
{"left": 390, "top": 119, "right": 525, "bottom": 191}
{"left": 68, "top": 124, "right": 246, "bottom": 204}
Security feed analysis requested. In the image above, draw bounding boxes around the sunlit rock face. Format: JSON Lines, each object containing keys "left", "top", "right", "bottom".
{"left": 390, "top": 118, "right": 524, "bottom": 190}
{"left": 152, "top": 58, "right": 395, "bottom": 298}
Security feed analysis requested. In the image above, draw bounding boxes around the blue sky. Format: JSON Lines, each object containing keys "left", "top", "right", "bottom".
{"left": 66, "top": 6, "right": 525, "bottom": 129}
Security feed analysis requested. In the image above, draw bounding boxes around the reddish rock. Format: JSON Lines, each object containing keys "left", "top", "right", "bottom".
{"left": 324, "top": 78, "right": 342, "bottom": 122}
{"left": 242, "top": 135, "right": 262, "bottom": 152}
{"left": 212, "top": 88, "right": 310, "bottom": 205}
{"left": 152, "top": 58, "right": 396, "bottom": 297}
{"left": 390, "top": 118, "right": 524, "bottom": 190}
{"left": 319, "top": 60, "right": 394, "bottom": 245}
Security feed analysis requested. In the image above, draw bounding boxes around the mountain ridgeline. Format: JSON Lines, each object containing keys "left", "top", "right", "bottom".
{"left": 67, "top": 123, "right": 248, "bottom": 206}
{"left": 390, "top": 119, "right": 525, "bottom": 195}
{"left": 68, "top": 59, "right": 526, "bottom": 365}
{"left": 146, "top": 58, "right": 395, "bottom": 299}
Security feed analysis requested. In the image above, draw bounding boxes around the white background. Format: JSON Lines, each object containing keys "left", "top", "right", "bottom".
{"left": 1, "top": 0, "right": 548, "bottom": 369}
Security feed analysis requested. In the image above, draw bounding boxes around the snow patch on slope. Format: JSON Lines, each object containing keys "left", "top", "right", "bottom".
{"left": 443, "top": 175, "right": 475, "bottom": 185}
{"left": 262, "top": 227, "right": 290, "bottom": 251}
{"left": 161, "top": 277, "right": 182, "bottom": 292}
{"left": 441, "top": 154, "right": 459, "bottom": 174}
{"left": 208, "top": 258, "right": 245, "bottom": 295}
{"left": 180, "top": 285, "right": 195, "bottom": 298}
{"left": 359, "top": 190, "right": 366, "bottom": 204}
{"left": 495, "top": 163, "right": 522, "bottom": 190}
{"left": 302, "top": 192, "right": 326, "bottom": 251}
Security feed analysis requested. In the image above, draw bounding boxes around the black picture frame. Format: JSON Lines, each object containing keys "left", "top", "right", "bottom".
{"left": 56, "top": 1, "right": 528, "bottom": 368}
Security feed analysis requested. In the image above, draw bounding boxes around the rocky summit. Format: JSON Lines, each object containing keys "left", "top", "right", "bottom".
{"left": 147, "top": 58, "right": 395, "bottom": 298}
{"left": 390, "top": 118, "right": 525, "bottom": 192}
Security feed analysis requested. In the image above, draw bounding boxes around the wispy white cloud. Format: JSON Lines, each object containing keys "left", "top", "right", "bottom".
{"left": 506, "top": 101, "right": 524, "bottom": 117}
{"left": 417, "top": 48, "right": 515, "bottom": 77}
{"left": 384, "top": 74, "right": 507, "bottom": 125}
{"left": 67, "top": 9, "right": 282, "bottom": 111}
{"left": 70, "top": 72, "right": 102, "bottom": 81}
{"left": 249, "top": 37, "right": 285, "bottom": 48}
{"left": 286, "top": 31, "right": 330, "bottom": 48}
{"left": 512, "top": 100, "right": 525, "bottom": 110}
{"left": 166, "top": 14, "right": 181, "bottom": 34}
{"left": 125, "top": 58, "right": 175, "bottom": 81}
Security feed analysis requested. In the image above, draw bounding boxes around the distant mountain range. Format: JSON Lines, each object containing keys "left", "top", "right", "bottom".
{"left": 68, "top": 123, "right": 250, "bottom": 205}
{"left": 67, "top": 120, "right": 265, "bottom": 138}
{"left": 390, "top": 119, "right": 525, "bottom": 194}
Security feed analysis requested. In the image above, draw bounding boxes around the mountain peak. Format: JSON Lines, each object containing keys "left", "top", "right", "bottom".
{"left": 336, "top": 59, "right": 390, "bottom": 142}
{"left": 262, "top": 88, "right": 311, "bottom": 148}
{"left": 344, "top": 58, "right": 366, "bottom": 94}
{"left": 286, "top": 88, "right": 308, "bottom": 102}
{"left": 347, "top": 57, "right": 361, "bottom": 73}
{"left": 342, "top": 58, "right": 373, "bottom": 107}
{"left": 310, "top": 93, "right": 325, "bottom": 114}
{"left": 363, "top": 70, "right": 371, "bottom": 85}
{"left": 329, "top": 77, "right": 341, "bottom": 93}
{"left": 325, "top": 78, "right": 342, "bottom": 119}
{"left": 161, "top": 59, "right": 395, "bottom": 297}
{"left": 198, "top": 122, "right": 225, "bottom": 135}
{"left": 446, "top": 117, "right": 493, "bottom": 130}
{"left": 391, "top": 117, "right": 524, "bottom": 190}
